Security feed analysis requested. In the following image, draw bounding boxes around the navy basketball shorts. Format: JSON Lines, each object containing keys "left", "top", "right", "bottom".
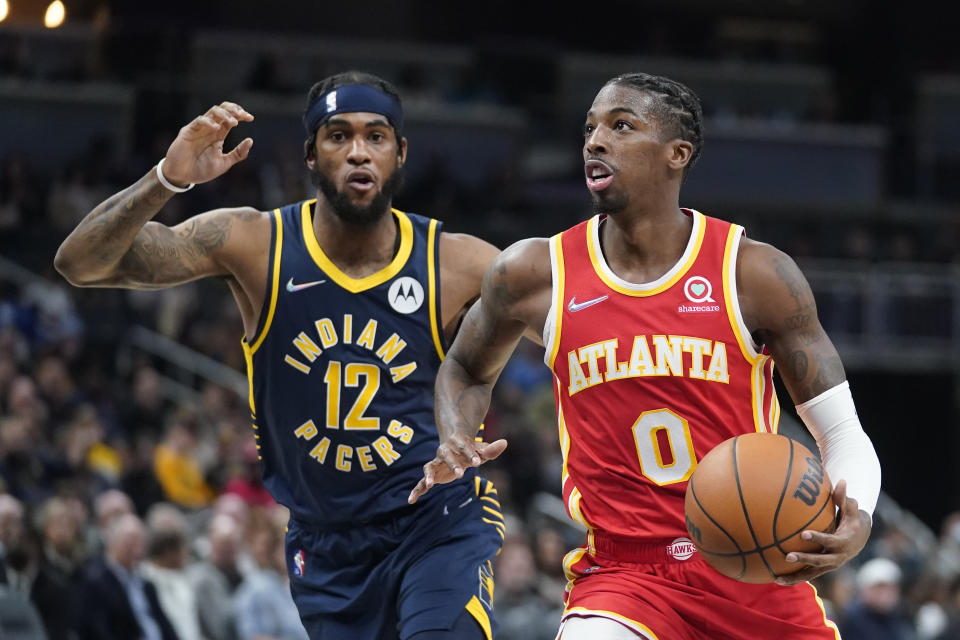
{"left": 285, "top": 477, "right": 504, "bottom": 640}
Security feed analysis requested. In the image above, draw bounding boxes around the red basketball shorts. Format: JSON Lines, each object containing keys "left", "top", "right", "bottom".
{"left": 560, "top": 534, "right": 840, "bottom": 640}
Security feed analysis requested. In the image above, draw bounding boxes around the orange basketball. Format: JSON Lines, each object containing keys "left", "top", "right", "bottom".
{"left": 683, "top": 432, "right": 836, "bottom": 583}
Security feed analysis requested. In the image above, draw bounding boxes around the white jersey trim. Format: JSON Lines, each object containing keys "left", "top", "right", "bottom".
{"left": 725, "top": 226, "right": 762, "bottom": 358}
{"left": 543, "top": 234, "right": 561, "bottom": 365}
{"left": 589, "top": 209, "right": 703, "bottom": 292}
{"left": 558, "top": 611, "right": 657, "bottom": 639}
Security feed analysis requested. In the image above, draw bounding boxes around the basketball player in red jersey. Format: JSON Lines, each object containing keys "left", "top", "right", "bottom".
{"left": 410, "top": 72, "right": 882, "bottom": 639}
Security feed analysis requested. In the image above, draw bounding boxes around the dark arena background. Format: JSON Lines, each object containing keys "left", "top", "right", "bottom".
{"left": 1, "top": 1, "right": 958, "bottom": 638}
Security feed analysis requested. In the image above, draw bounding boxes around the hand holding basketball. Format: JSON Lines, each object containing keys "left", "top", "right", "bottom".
{"left": 773, "top": 479, "right": 872, "bottom": 586}
{"left": 684, "top": 433, "right": 838, "bottom": 584}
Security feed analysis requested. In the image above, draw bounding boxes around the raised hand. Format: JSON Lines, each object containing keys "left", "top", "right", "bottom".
{"left": 408, "top": 435, "right": 507, "bottom": 504}
{"left": 162, "top": 102, "right": 255, "bottom": 187}
{"left": 775, "top": 480, "right": 873, "bottom": 586}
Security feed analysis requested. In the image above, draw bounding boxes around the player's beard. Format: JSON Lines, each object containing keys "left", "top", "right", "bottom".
{"left": 591, "top": 188, "right": 629, "bottom": 216}
{"left": 311, "top": 161, "right": 406, "bottom": 227}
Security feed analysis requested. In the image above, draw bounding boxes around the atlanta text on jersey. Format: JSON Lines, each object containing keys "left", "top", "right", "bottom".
{"left": 566, "top": 334, "right": 730, "bottom": 396}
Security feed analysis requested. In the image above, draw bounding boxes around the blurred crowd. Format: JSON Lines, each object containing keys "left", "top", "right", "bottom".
{"left": 0, "top": 252, "right": 572, "bottom": 639}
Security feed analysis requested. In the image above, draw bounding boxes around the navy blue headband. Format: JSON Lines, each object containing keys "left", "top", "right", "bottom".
{"left": 303, "top": 84, "right": 404, "bottom": 136}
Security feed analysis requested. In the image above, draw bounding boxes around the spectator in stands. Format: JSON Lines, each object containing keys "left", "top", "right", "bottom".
{"left": 31, "top": 495, "right": 88, "bottom": 638}
{"left": 934, "top": 575, "right": 960, "bottom": 640}
{"left": 153, "top": 408, "right": 215, "bottom": 510}
{"left": 232, "top": 506, "right": 307, "bottom": 640}
{"left": 5, "top": 375, "right": 48, "bottom": 432}
{"left": 840, "top": 557, "right": 918, "bottom": 640}
{"left": 122, "top": 429, "right": 167, "bottom": 516}
{"left": 0, "top": 414, "right": 66, "bottom": 506}
{"left": 221, "top": 440, "right": 274, "bottom": 508}
{"left": 119, "top": 364, "right": 173, "bottom": 438}
{"left": 90, "top": 488, "right": 135, "bottom": 558}
{"left": 190, "top": 513, "right": 245, "bottom": 640}
{"left": 74, "top": 512, "right": 179, "bottom": 640}
{"left": 94, "top": 488, "right": 135, "bottom": 530}
{"left": 0, "top": 493, "right": 33, "bottom": 592}
{"left": 33, "top": 354, "right": 84, "bottom": 427}
{"left": 531, "top": 526, "right": 567, "bottom": 605}
{"left": 492, "top": 522, "right": 562, "bottom": 640}
{"left": 141, "top": 503, "right": 202, "bottom": 640}
{"left": 60, "top": 404, "right": 121, "bottom": 495}
{"left": 936, "top": 512, "right": 960, "bottom": 578}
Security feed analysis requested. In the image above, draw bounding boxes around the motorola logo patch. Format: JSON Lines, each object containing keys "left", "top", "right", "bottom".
{"left": 388, "top": 277, "right": 424, "bottom": 314}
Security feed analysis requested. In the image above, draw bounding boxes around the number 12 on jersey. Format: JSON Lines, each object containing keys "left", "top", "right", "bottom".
{"left": 322, "top": 361, "right": 381, "bottom": 430}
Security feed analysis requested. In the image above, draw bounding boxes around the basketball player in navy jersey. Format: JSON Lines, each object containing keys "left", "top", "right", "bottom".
{"left": 55, "top": 71, "right": 505, "bottom": 640}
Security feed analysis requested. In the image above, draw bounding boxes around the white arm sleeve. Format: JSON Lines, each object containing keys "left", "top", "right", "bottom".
{"left": 795, "top": 380, "right": 881, "bottom": 518}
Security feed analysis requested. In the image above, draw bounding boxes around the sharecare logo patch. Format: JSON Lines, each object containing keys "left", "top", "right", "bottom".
{"left": 666, "top": 537, "right": 698, "bottom": 561}
{"left": 683, "top": 276, "right": 714, "bottom": 303}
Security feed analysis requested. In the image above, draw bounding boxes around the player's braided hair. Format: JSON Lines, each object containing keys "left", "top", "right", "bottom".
{"left": 303, "top": 70, "right": 404, "bottom": 161}
{"left": 607, "top": 72, "right": 704, "bottom": 175}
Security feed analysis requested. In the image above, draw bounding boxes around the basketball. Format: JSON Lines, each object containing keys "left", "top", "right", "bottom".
{"left": 683, "top": 432, "right": 836, "bottom": 583}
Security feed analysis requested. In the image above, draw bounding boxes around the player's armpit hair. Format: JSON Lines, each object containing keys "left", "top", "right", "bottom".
{"left": 607, "top": 72, "right": 704, "bottom": 175}
{"left": 796, "top": 380, "right": 882, "bottom": 518}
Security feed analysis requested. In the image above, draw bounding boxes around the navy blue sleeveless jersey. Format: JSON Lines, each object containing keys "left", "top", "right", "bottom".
{"left": 242, "top": 200, "right": 469, "bottom": 527}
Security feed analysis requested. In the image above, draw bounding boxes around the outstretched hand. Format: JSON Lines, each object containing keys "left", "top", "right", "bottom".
{"left": 775, "top": 480, "right": 872, "bottom": 586}
{"left": 408, "top": 434, "right": 508, "bottom": 504}
{"left": 162, "top": 102, "right": 255, "bottom": 187}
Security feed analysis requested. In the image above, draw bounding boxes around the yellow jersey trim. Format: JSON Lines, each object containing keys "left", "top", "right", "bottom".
{"left": 244, "top": 209, "right": 284, "bottom": 355}
{"left": 427, "top": 218, "right": 445, "bottom": 360}
{"left": 546, "top": 234, "right": 566, "bottom": 369}
{"left": 242, "top": 342, "right": 256, "bottom": 416}
{"left": 561, "top": 546, "right": 588, "bottom": 583}
{"left": 807, "top": 582, "right": 843, "bottom": 639}
{"left": 562, "top": 608, "right": 660, "bottom": 640}
{"left": 721, "top": 224, "right": 761, "bottom": 363}
{"left": 586, "top": 211, "right": 705, "bottom": 297}
{"left": 556, "top": 384, "right": 593, "bottom": 536}
{"left": 300, "top": 200, "right": 413, "bottom": 293}
{"left": 721, "top": 223, "right": 773, "bottom": 433}
{"left": 465, "top": 595, "right": 493, "bottom": 640}
{"left": 751, "top": 357, "right": 771, "bottom": 433}
{"left": 769, "top": 365, "right": 782, "bottom": 432}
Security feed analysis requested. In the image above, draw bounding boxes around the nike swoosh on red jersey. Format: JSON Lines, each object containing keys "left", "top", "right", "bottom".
{"left": 567, "top": 295, "right": 609, "bottom": 312}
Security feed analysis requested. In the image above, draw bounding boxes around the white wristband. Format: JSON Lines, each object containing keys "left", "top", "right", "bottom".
{"left": 156, "top": 158, "right": 195, "bottom": 193}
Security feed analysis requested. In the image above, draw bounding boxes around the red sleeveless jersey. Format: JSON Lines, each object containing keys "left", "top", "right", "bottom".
{"left": 544, "top": 209, "right": 780, "bottom": 545}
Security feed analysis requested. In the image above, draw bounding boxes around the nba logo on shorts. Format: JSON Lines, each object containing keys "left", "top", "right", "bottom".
{"left": 293, "top": 549, "right": 306, "bottom": 577}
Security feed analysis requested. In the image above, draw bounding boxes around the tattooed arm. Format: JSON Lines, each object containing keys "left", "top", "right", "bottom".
{"left": 409, "top": 237, "right": 553, "bottom": 503}
{"left": 737, "top": 237, "right": 874, "bottom": 585}
{"left": 55, "top": 102, "right": 256, "bottom": 289}
{"left": 737, "top": 238, "right": 844, "bottom": 403}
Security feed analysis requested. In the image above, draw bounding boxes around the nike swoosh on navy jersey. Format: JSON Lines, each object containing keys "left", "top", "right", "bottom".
{"left": 567, "top": 295, "right": 609, "bottom": 312}
{"left": 286, "top": 277, "right": 326, "bottom": 292}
